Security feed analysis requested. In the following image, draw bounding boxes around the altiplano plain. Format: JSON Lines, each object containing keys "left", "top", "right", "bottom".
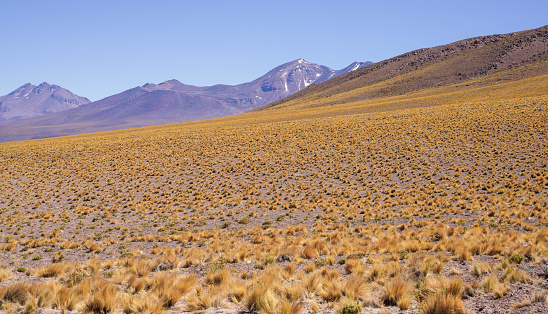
{"left": 0, "top": 26, "right": 547, "bottom": 314}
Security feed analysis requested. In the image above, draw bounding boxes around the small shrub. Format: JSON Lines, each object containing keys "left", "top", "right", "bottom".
{"left": 314, "top": 258, "right": 329, "bottom": 267}
{"left": 509, "top": 253, "right": 525, "bottom": 264}
{"left": 52, "top": 251, "right": 65, "bottom": 263}
{"left": 68, "top": 269, "right": 87, "bottom": 286}
{"left": 340, "top": 304, "right": 361, "bottom": 314}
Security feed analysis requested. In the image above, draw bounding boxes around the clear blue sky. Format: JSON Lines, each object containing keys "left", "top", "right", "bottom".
{"left": 1, "top": 0, "right": 546, "bottom": 101}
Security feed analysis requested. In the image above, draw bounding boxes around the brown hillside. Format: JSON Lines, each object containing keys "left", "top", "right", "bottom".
{"left": 261, "top": 25, "right": 548, "bottom": 110}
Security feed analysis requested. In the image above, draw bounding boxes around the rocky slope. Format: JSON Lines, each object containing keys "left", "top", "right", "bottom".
{"left": 262, "top": 25, "right": 548, "bottom": 110}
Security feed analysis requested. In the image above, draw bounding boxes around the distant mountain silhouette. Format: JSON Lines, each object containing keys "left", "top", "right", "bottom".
{"left": 0, "top": 82, "right": 90, "bottom": 123}
{"left": 0, "top": 59, "right": 371, "bottom": 142}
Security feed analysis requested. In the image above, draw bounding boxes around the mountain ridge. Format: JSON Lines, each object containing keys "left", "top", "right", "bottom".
{"left": 0, "top": 59, "right": 371, "bottom": 141}
{"left": 0, "top": 82, "right": 90, "bottom": 123}
{"left": 139, "top": 59, "right": 373, "bottom": 110}
{"left": 261, "top": 25, "right": 548, "bottom": 111}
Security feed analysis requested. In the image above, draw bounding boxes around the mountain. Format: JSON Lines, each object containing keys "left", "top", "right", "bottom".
{"left": 261, "top": 25, "right": 548, "bottom": 111}
{"left": 0, "top": 82, "right": 90, "bottom": 123}
{"left": 0, "top": 59, "right": 372, "bottom": 142}
{"left": 140, "top": 59, "right": 372, "bottom": 111}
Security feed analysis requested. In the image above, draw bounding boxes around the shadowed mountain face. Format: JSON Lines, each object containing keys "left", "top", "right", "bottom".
{"left": 0, "top": 59, "right": 371, "bottom": 142}
{"left": 0, "top": 82, "right": 90, "bottom": 123}
{"left": 262, "top": 25, "right": 548, "bottom": 110}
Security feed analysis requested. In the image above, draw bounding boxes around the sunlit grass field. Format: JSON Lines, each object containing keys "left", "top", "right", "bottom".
{"left": 0, "top": 62, "right": 547, "bottom": 313}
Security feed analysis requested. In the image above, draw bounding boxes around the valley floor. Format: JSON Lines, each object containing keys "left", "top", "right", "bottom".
{"left": 0, "top": 95, "right": 547, "bottom": 313}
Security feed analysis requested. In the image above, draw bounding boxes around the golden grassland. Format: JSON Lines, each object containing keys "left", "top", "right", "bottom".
{"left": 0, "top": 66, "right": 547, "bottom": 313}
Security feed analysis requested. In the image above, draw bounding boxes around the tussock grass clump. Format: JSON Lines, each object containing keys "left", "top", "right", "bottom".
{"left": 511, "top": 292, "right": 547, "bottom": 309}
{"left": 34, "top": 280, "right": 60, "bottom": 308}
{"left": 301, "top": 245, "right": 318, "bottom": 259}
{"left": 304, "top": 262, "right": 316, "bottom": 274}
{"left": 318, "top": 279, "right": 342, "bottom": 302}
{"left": 127, "top": 258, "right": 155, "bottom": 277}
{"left": 149, "top": 272, "right": 197, "bottom": 308}
{"left": 417, "top": 276, "right": 463, "bottom": 300}
{"left": 2, "top": 282, "right": 31, "bottom": 305}
{"left": 0, "top": 243, "right": 15, "bottom": 251}
{"left": 501, "top": 267, "right": 529, "bottom": 284}
{"left": 342, "top": 276, "right": 370, "bottom": 303}
{"left": 455, "top": 248, "right": 472, "bottom": 261}
{"left": 281, "top": 283, "right": 303, "bottom": 302}
{"left": 366, "top": 263, "right": 386, "bottom": 282}
{"left": 85, "top": 259, "right": 102, "bottom": 275}
{"left": 244, "top": 287, "right": 279, "bottom": 314}
{"left": 471, "top": 261, "right": 492, "bottom": 277}
{"left": 205, "top": 268, "right": 230, "bottom": 286}
{"left": 185, "top": 288, "right": 230, "bottom": 312}
{"left": 127, "top": 274, "right": 148, "bottom": 294}
{"left": 282, "top": 262, "right": 296, "bottom": 278}
{"left": 279, "top": 300, "right": 304, "bottom": 314}
{"left": 344, "top": 259, "right": 361, "bottom": 274}
{"left": 83, "top": 281, "right": 117, "bottom": 314}
{"left": 55, "top": 280, "right": 92, "bottom": 312}
{"left": 120, "top": 293, "right": 164, "bottom": 314}
{"left": 35, "top": 262, "right": 71, "bottom": 278}
{"left": 417, "top": 276, "right": 467, "bottom": 314}
{"left": 420, "top": 293, "right": 466, "bottom": 314}
{"left": 381, "top": 277, "right": 411, "bottom": 309}
{"left": 481, "top": 274, "right": 510, "bottom": 298}
{"left": 0, "top": 268, "right": 12, "bottom": 282}
{"left": 229, "top": 283, "right": 247, "bottom": 303}
{"left": 303, "top": 271, "right": 322, "bottom": 295}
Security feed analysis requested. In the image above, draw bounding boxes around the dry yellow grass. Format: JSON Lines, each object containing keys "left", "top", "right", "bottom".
{"left": 0, "top": 268, "right": 12, "bottom": 282}
{"left": 420, "top": 293, "right": 466, "bottom": 314}
{"left": 0, "top": 59, "right": 547, "bottom": 313}
{"left": 381, "top": 277, "right": 411, "bottom": 308}
{"left": 511, "top": 291, "right": 547, "bottom": 310}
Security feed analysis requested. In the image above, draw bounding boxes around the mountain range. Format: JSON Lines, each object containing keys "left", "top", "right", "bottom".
{"left": 0, "top": 59, "right": 372, "bottom": 142}
{"left": 1, "top": 24, "right": 547, "bottom": 143}
{"left": 0, "top": 82, "right": 90, "bottom": 123}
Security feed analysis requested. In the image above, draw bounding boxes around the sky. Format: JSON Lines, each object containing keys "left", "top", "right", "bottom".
{"left": 1, "top": 0, "right": 547, "bottom": 101}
